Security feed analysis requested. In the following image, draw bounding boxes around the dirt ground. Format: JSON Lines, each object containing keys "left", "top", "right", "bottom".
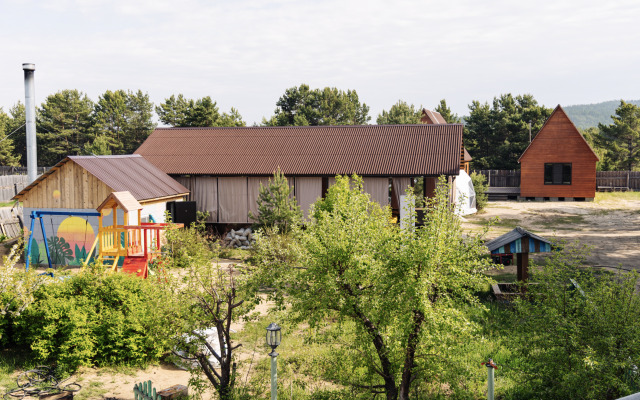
{"left": 462, "top": 194, "right": 640, "bottom": 271}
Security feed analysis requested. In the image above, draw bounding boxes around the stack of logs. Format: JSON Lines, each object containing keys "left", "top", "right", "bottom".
{"left": 223, "top": 227, "right": 255, "bottom": 249}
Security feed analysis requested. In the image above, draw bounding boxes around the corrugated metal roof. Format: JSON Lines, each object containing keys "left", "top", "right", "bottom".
{"left": 485, "top": 226, "right": 552, "bottom": 252}
{"left": 135, "top": 124, "right": 463, "bottom": 176}
{"left": 14, "top": 155, "right": 189, "bottom": 202}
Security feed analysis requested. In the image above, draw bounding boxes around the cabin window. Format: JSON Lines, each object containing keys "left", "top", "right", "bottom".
{"left": 544, "top": 163, "right": 572, "bottom": 185}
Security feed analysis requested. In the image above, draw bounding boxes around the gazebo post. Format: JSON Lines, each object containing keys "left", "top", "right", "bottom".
{"left": 517, "top": 236, "right": 530, "bottom": 282}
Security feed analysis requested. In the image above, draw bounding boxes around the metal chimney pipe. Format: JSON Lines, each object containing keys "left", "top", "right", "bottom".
{"left": 23, "top": 63, "right": 37, "bottom": 183}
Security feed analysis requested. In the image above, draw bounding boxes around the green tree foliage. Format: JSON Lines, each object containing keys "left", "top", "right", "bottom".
{"left": 252, "top": 175, "right": 493, "bottom": 400}
{"left": 249, "top": 168, "right": 302, "bottom": 233}
{"left": 82, "top": 135, "right": 112, "bottom": 155}
{"left": 465, "top": 94, "right": 553, "bottom": 169}
{"left": 376, "top": 100, "right": 421, "bottom": 125}
{"left": 10, "top": 272, "right": 172, "bottom": 370}
{"left": 470, "top": 171, "right": 488, "bottom": 211}
{"left": 596, "top": 101, "right": 640, "bottom": 171}
{"left": 264, "top": 84, "right": 370, "bottom": 126}
{"left": 156, "top": 94, "right": 245, "bottom": 127}
{"left": 434, "top": 99, "right": 461, "bottom": 123}
{"left": 6, "top": 103, "right": 27, "bottom": 165}
{"left": 511, "top": 244, "right": 640, "bottom": 399}
{"left": 92, "top": 90, "right": 156, "bottom": 154}
{"left": 37, "top": 90, "right": 94, "bottom": 165}
{"left": 0, "top": 109, "right": 21, "bottom": 166}
{"left": 162, "top": 226, "right": 256, "bottom": 400}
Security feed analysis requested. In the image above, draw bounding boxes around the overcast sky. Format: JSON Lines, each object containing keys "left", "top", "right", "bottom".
{"left": 1, "top": 0, "right": 639, "bottom": 125}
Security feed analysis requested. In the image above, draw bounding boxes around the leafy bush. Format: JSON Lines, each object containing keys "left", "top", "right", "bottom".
{"left": 470, "top": 171, "right": 488, "bottom": 211}
{"left": 11, "top": 272, "right": 172, "bottom": 370}
{"left": 164, "top": 222, "right": 215, "bottom": 269}
{"left": 1, "top": 240, "right": 48, "bottom": 346}
{"left": 510, "top": 244, "right": 640, "bottom": 399}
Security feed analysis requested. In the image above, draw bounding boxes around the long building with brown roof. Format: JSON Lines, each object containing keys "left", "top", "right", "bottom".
{"left": 136, "top": 124, "right": 465, "bottom": 223}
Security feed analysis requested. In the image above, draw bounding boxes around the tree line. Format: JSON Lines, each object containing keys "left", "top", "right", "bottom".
{"left": 1, "top": 84, "right": 638, "bottom": 171}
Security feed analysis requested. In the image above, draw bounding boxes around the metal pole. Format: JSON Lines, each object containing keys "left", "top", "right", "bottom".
{"left": 483, "top": 358, "right": 496, "bottom": 400}
{"left": 270, "top": 351, "right": 278, "bottom": 400}
{"left": 22, "top": 63, "right": 37, "bottom": 184}
{"left": 487, "top": 364, "right": 494, "bottom": 400}
{"left": 528, "top": 120, "right": 532, "bottom": 144}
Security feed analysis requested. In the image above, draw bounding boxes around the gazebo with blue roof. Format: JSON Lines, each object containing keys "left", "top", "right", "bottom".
{"left": 485, "top": 226, "right": 553, "bottom": 282}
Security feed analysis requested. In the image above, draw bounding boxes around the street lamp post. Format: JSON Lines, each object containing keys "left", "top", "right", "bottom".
{"left": 266, "top": 323, "right": 282, "bottom": 400}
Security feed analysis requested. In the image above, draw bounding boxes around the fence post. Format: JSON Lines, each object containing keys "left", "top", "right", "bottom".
{"left": 482, "top": 359, "right": 498, "bottom": 400}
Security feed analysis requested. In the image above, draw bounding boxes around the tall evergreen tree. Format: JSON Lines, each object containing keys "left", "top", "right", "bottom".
{"left": 156, "top": 95, "right": 245, "bottom": 127}
{"left": 0, "top": 109, "right": 21, "bottom": 166}
{"left": 93, "top": 90, "right": 155, "bottom": 154}
{"left": 596, "top": 101, "right": 640, "bottom": 171}
{"left": 434, "top": 99, "right": 461, "bottom": 123}
{"left": 37, "top": 89, "right": 94, "bottom": 165}
{"left": 377, "top": 100, "right": 421, "bottom": 125}
{"left": 464, "top": 94, "right": 552, "bottom": 170}
{"left": 124, "top": 90, "right": 155, "bottom": 153}
{"left": 6, "top": 103, "right": 27, "bottom": 165}
{"left": 264, "top": 84, "right": 370, "bottom": 126}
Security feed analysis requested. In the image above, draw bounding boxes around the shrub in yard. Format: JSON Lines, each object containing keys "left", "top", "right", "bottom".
{"left": 249, "top": 167, "right": 302, "bottom": 233}
{"left": 470, "top": 171, "right": 488, "bottom": 211}
{"left": 252, "top": 175, "right": 494, "bottom": 400}
{"left": 11, "top": 271, "right": 172, "bottom": 370}
{"left": 510, "top": 244, "right": 640, "bottom": 399}
{"left": 1, "top": 240, "right": 48, "bottom": 346}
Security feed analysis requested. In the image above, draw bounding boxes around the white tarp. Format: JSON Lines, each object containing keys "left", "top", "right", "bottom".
{"left": 454, "top": 169, "right": 477, "bottom": 216}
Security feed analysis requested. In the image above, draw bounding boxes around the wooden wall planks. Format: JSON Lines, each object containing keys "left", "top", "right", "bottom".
{"left": 520, "top": 107, "right": 598, "bottom": 198}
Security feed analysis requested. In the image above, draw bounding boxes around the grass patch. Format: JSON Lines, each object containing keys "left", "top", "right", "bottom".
{"left": 0, "top": 201, "right": 18, "bottom": 208}
{"left": 538, "top": 214, "right": 585, "bottom": 229}
{"left": 488, "top": 271, "right": 518, "bottom": 283}
{"left": 595, "top": 191, "right": 640, "bottom": 203}
{"left": 74, "top": 381, "right": 106, "bottom": 400}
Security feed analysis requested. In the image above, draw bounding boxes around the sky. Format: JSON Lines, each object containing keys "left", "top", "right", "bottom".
{"left": 1, "top": 0, "right": 639, "bottom": 126}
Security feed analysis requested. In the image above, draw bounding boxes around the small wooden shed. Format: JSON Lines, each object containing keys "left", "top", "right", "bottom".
{"left": 519, "top": 105, "right": 599, "bottom": 200}
{"left": 13, "top": 155, "right": 188, "bottom": 266}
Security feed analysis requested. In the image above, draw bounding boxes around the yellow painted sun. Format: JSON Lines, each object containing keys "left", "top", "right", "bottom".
{"left": 56, "top": 216, "right": 96, "bottom": 253}
{"left": 53, "top": 189, "right": 61, "bottom": 199}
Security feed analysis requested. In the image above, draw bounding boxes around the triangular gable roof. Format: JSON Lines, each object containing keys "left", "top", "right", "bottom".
{"left": 14, "top": 155, "right": 189, "bottom": 202}
{"left": 421, "top": 108, "right": 447, "bottom": 124}
{"left": 519, "top": 105, "right": 599, "bottom": 162}
{"left": 485, "top": 226, "right": 552, "bottom": 253}
{"left": 97, "top": 191, "right": 142, "bottom": 213}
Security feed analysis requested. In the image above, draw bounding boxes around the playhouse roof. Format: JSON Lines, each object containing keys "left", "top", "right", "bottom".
{"left": 14, "top": 155, "right": 189, "bottom": 203}
{"left": 485, "top": 226, "right": 553, "bottom": 254}
{"left": 135, "top": 124, "right": 464, "bottom": 176}
{"left": 97, "top": 191, "right": 142, "bottom": 213}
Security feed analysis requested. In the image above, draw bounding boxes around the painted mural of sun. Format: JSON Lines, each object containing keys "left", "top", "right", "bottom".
{"left": 56, "top": 216, "right": 96, "bottom": 255}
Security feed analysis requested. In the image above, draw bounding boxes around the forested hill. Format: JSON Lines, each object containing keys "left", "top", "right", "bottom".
{"left": 564, "top": 99, "right": 640, "bottom": 129}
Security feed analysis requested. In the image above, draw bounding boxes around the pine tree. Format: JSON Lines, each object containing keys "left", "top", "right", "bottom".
{"left": 249, "top": 168, "right": 302, "bottom": 233}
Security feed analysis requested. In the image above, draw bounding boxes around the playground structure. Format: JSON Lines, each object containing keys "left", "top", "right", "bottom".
{"left": 25, "top": 191, "right": 182, "bottom": 279}
{"left": 95, "top": 191, "right": 182, "bottom": 278}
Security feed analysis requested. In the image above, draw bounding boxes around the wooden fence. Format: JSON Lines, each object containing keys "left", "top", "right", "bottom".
{"left": 0, "top": 207, "right": 22, "bottom": 239}
{"left": 474, "top": 169, "right": 640, "bottom": 191}
{"left": 0, "top": 175, "right": 31, "bottom": 202}
{"left": 472, "top": 170, "right": 521, "bottom": 188}
{"left": 0, "top": 166, "right": 48, "bottom": 176}
{"left": 596, "top": 171, "right": 640, "bottom": 191}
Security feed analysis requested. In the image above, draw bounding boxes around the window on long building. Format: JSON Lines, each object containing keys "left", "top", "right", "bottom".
{"left": 544, "top": 163, "right": 572, "bottom": 185}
